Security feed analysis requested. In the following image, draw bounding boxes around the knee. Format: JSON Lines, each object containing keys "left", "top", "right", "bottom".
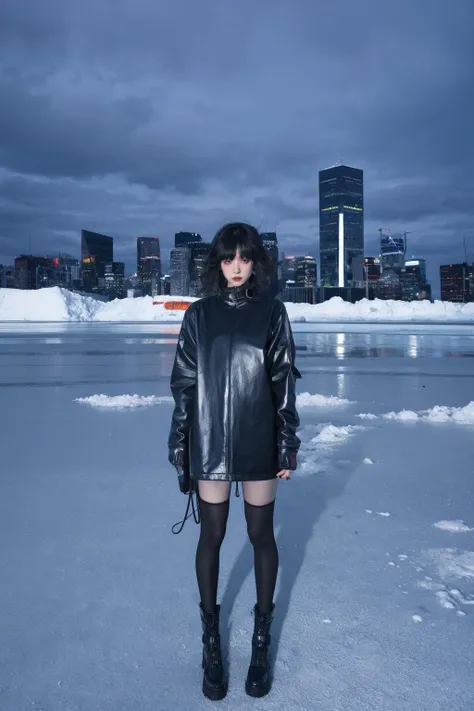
{"left": 201, "top": 522, "right": 227, "bottom": 550}
{"left": 246, "top": 520, "right": 273, "bottom": 549}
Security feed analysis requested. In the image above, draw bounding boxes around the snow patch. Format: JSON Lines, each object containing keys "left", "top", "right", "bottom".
{"left": 311, "top": 424, "right": 364, "bottom": 446}
{"left": 425, "top": 548, "right": 474, "bottom": 581}
{"left": 74, "top": 394, "right": 173, "bottom": 409}
{"left": 296, "top": 392, "right": 353, "bottom": 407}
{"left": 357, "top": 413, "right": 378, "bottom": 420}
{"left": 412, "top": 615, "right": 423, "bottom": 623}
{"left": 434, "top": 520, "right": 473, "bottom": 533}
{"left": 376, "top": 511, "right": 391, "bottom": 517}
{"left": 418, "top": 579, "right": 474, "bottom": 613}
{"left": 381, "top": 402, "right": 474, "bottom": 425}
{"left": 383, "top": 409, "right": 419, "bottom": 421}
{"left": 363, "top": 457, "right": 374, "bottom": 464}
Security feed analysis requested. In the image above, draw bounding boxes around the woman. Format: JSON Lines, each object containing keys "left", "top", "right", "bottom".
{"left": 168, "top": 222, "right": 301, "bottom": 700}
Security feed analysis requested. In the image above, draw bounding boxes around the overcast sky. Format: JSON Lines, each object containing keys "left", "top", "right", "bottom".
{"left": 1, "top": 0, "right": 473, "bottom": 291}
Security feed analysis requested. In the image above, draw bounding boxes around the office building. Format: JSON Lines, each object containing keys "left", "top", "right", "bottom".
{"left": 175, "top": 232, "right": 202, "bottom": 248}
{"left": 261, "top": 232, "right": 279, "bottom": 296}
{"left": 363, "top": 257, "right": 381, "bottom": 283}
{"left": 137, "top": 237, "right": 161, "bottom": 296}
{"left": 160, "top": 275, "right": 171, "bottom": 296}
{"left": 81, "top": 230, "right": 113, "bottom": 294}
{"left": 319, "top": 164, "right": 364, "bottom": 287}
{"left": 440, "top": 263, "right": 472, "bottom": 302}
{"left": 170, "top": 247, "right": 190, "bottom": 296}
{"left": 295, "top": 256, "right": 317, "bottom": 288}
{"left": 380, "top": 232, "right": 405, "bottom": 273}
{"left": 399, "top": 259, "right": 429, "bottom": 301}
{"left": 189, "top": 242, "right": 211, "bottom": 297}
{"left": 105, "top": 262, "right": 125, "bottom": 300}
{"left": 14, "top": 255, "right": 50, "bottom": 289}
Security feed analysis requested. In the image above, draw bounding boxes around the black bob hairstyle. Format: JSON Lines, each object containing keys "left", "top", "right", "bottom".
{"left": 201, "top": 222, "right": 273, "bottom": 296}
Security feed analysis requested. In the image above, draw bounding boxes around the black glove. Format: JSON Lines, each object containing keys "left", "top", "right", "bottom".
{"left": 278, "top": 449, "right": 298, "bottom": 470}
{"left": 171, "top": 448, "right": 193, "bottom": 495}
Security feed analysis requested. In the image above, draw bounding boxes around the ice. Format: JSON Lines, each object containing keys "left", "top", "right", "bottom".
{"left": 3, "top": 286, "right": 474, "bottom": 323}
{"left": 74, "top": 394, "right": 173, "bottom": 408}
{"left": 433, "top": 520, "right": 473, "bottom": 533}
{"left": 1, "top": 323, "right": 473, "bottom": 710}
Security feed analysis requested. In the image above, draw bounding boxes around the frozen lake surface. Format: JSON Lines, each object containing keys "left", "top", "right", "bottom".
{"left": 1, "top": 322, "right": 474, "bottom": 711}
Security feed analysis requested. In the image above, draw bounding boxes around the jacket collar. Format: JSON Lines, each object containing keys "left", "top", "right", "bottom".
{"left": 220, "top": 282, "right": 256, "bottom": 306}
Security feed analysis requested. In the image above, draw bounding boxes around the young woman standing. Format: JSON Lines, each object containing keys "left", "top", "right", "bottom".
{"left": 168, "top": 222, "right": 301, "bottom": 700}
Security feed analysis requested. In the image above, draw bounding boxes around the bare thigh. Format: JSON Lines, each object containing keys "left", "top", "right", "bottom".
{"left": 242, "top": 479, "right": 278, "bottom": 506}
{"left": 198, "top": 481, "right": 232, "bottom": 504}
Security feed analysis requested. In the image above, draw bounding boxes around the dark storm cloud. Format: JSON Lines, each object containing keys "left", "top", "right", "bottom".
{"left": 1, "top": 0, "right": 473, "bottom": 289}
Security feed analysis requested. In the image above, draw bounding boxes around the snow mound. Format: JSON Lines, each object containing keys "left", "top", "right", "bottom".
{"left": 383, "top": 409, "right": 419, "bottom": 421}
{"left": 284, "top": 296, "right": 474, "bottom": 323}
{"left": 434, "top": 520, "right": 473, "bottom": 533}
{"left": 425, "top": 548, "right": 474, "bottom": 581}
{"left": 0, "top": 286, "right": 103, "bottom": 321}
{"left": 74, "top": 394, "right": 173, "bottom": 409}
{"left": 296, "top": 392, "right": 353, "bottom": 407}
{"left": 382, "top": 402, "right": 474, "bottom": 425}
{"left": 2, "top": 287, "right": 474, "bottom": 323}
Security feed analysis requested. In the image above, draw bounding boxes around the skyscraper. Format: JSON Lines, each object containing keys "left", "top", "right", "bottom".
{"left": 260, "top": 232, "right": 279, "bottom": 296}
{"left": 400, "top": 260, "right": 428, "bottom": 301}
{"left": 319, "top": 164, "right": 364, "bottom": 287}
{"left": 137, "top": 237, "right": 161, "bottom": 296}
{"left": 105, "top": 262, "right": 125, "bottom": 300}
{"left": 170, "top": 248, "right": 190, "bottom": 296}
{"left": 295, "top": 256, "right": 317, "bottom": 288}
{"left": 189, "top": 242, "right": 211, "bottom": 297}
{"left": 81, "top": 230, "right": 113, "bottom": 294}
{"left": 175, "top": 232, "right": 202, "bottom": 248}
{"left": 440, "top": 263, "right": 472, "bottom": 302}
{"left": 380, "top": 232, "right": 405, "bottom": 272}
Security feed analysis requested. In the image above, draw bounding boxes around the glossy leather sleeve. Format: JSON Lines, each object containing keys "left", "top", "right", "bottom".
{"left": 267, "top": 302, "right": 301, "bottom": 469}
{"left": 168, "top": 307, "right": 197, "bottom": 467}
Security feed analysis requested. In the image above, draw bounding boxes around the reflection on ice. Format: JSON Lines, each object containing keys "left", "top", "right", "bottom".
{"left": 408, "top": 334, "right": 419, "bottom": 358}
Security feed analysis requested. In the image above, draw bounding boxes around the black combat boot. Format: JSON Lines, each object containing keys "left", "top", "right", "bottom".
{"left": 199, "top": 603, "right": 227, "bottom": 701}
{"left": 245, "top": 603, "right": 275, "bottom": 697}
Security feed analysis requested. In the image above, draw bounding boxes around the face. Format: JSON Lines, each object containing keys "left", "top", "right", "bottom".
{"left": 220, "top": 249, "right": 253, "bottom": 287}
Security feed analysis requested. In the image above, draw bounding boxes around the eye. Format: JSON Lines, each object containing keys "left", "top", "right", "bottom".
{"left": 241, "top": 258, "right": 250, "bottom": 264}
{"left": 222, "top": 259, "right": 232, "bottom": 265}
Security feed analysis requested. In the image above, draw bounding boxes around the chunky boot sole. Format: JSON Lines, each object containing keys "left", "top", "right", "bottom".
{"left": 201, "top": 658, "right": 227, "bottom": 701}
{"left": 202, "top": 680, "right": 228, "bottom": 701}
{"left": 202, "top": 676, "right": 228, "bottom": 701}
{"left": 245, "top": 675, "right": 272, "bottom": 698}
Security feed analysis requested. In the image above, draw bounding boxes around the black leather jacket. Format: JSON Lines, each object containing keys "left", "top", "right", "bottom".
{"left": 168, "top": 284, "right": 301, "bottom": 481}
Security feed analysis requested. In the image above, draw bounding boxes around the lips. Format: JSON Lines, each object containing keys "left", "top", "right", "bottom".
{"left": 232, "top": 277, "right": 242, "bottom": 281}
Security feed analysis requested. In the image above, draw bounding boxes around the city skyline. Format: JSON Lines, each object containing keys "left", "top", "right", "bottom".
{"left": 0, "top": 1, "right": 473, "bottom": 296}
